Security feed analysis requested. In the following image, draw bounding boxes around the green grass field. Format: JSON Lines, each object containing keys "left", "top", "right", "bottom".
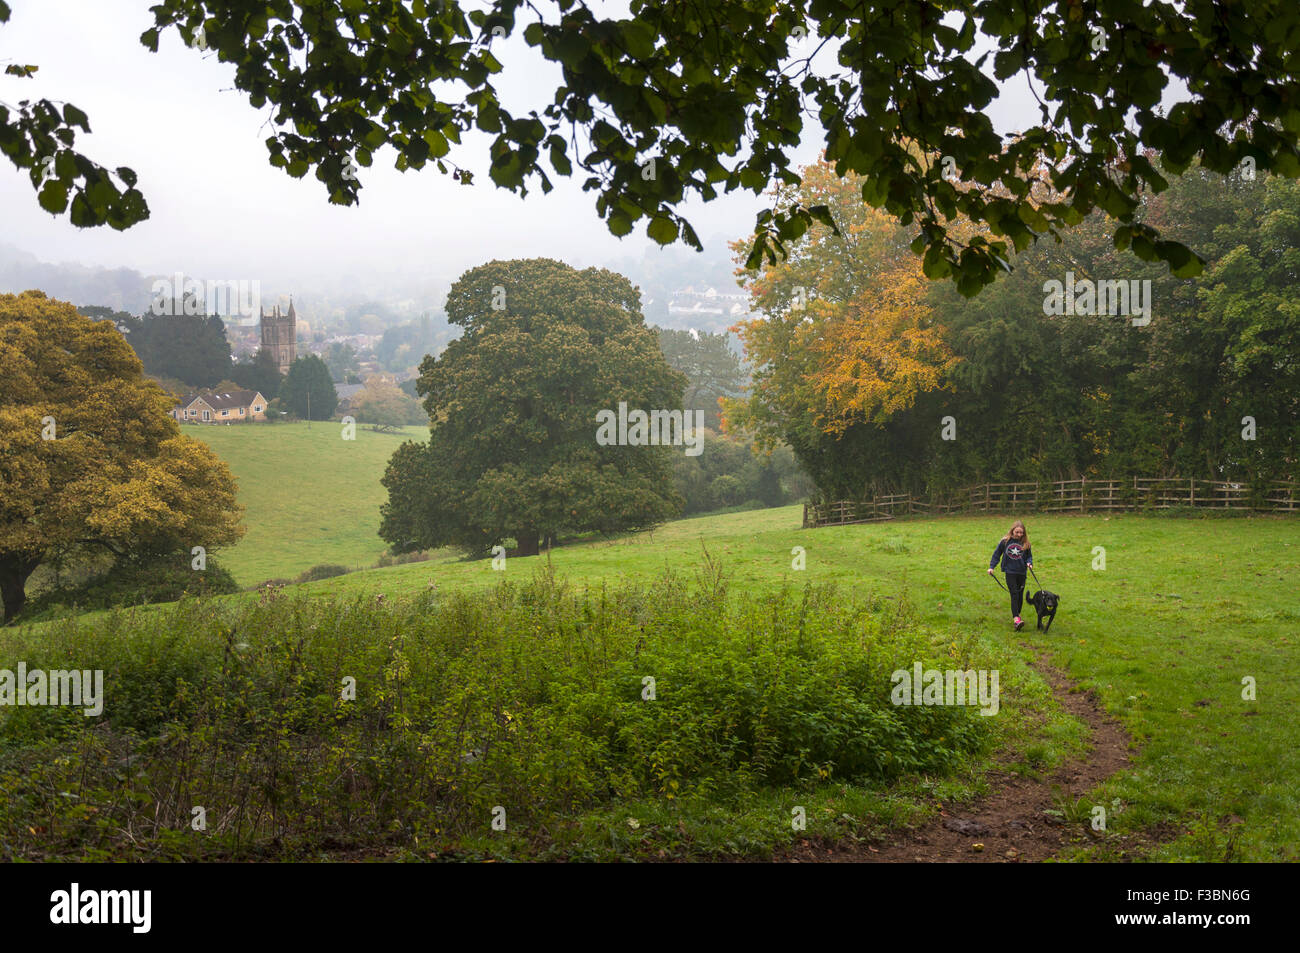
{"left": 187, "top": 421, "right": 427, "bottom": 586}
{"left": 289, "top": 507, "right": 1300, "bottom": 860}
{"left": 10, "top": 419, "right": 1300, "bottom": 859}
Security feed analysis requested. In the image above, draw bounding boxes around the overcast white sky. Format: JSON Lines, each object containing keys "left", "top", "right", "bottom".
{"left": 0, "top": 1, "right": 1174, "bottom": 293}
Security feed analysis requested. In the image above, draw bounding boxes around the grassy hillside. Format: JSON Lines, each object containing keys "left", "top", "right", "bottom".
{"left": 6, "top": 508, "right": 1298, "bottom": 860}
{"left": 188, "top": 421, "right": 427, "bottom": 586}
{"left": 227, "top": 508, "right": 1300, "bottom": 860}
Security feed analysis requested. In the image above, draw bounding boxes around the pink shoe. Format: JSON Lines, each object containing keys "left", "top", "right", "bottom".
{"left": 1013, "top": 616, "right": 1024, "bottom": 631}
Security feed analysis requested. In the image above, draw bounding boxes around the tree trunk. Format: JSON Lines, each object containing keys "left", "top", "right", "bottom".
{"left": 514, "top": 529, "right": 540, "bottom": 558}
{"left": 0, "top": 554, "right": 40, "bottom": 624}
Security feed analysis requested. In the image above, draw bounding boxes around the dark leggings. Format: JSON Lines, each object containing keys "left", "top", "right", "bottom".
{"left": 1006, "top": 573, "right": 1026, "bottom": 618}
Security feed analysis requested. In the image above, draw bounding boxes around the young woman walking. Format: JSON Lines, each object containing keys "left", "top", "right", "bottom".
{"left": 988, "top": 519, "right": 1033, "bottom": 631}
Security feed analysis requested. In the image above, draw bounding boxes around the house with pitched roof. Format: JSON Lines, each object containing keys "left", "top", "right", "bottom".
{"left": 334, "top": 381, "right": 366, "bottom": 411}
{"left": 172, "top": 389, "right": 268, "bottom": 424}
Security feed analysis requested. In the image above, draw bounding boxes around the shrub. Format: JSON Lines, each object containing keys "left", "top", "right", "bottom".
{"left": 673, "top": 430, "right": 813, "bottom": 515}
{"left": 0, "top": 573, "right": 993, "bottom": 860}
{"left": 709, "top": 474, "right": 745, "bottom": 508}
{"left": 294, "top": 564, "right": 352, "bottom": 583}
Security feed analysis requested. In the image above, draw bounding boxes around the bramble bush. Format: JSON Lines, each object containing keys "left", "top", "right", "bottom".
{"left": 0, "top": 568, "right": 993, "bottom": 860}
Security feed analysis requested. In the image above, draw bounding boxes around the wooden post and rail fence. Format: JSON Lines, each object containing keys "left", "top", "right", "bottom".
{"left": 802, "top": 477, "right": 1300, "bottom": 528}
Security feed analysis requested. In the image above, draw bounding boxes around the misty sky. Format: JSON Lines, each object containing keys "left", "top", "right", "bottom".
{"left": 0, "top": 2, "right": 1182, "bottom": 295}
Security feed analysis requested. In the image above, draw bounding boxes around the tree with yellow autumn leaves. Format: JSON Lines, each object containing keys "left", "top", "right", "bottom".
{"left": 728, "top": 148, "right": 1300, "bottom": 502}
{"left": 725, "top": 157, "right": 960, "bottom": 496}
{"left": 0, "top": 291, "right": 244, "bottom": 622}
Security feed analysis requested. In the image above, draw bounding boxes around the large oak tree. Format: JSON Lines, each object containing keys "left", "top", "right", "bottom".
{"left": 379, "top": 258, "right": 685, "bottom": 557}
{"left": 0, "top": 291, "right": 244, "bottom": 622}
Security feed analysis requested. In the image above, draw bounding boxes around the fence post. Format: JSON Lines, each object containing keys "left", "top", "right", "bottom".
{"left": 1189, "top": 476, "right": 1195, "bottom": 507}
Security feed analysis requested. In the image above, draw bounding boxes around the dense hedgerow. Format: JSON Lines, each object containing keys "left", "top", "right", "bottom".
{"left": 374, "top": 550, "right": 432, "bottom": 568}
{"left": 293, "top": 564, "right": 353, "bottom": 583}
{"left": 0, "top": 568, "right": 993, "bottom": 860}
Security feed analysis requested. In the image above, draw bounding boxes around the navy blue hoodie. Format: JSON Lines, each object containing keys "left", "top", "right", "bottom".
{"left": 990, "top": 536, "right": 1032, "bottom": 574}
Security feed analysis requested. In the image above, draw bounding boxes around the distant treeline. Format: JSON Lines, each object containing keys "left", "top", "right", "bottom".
{"left": 729, "top": 158, "right": 1300, "bottom": 501}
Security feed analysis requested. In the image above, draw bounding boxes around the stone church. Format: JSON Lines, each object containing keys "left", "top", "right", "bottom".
{"left": 260, "top": 299, "right": 297, "bottom": 374}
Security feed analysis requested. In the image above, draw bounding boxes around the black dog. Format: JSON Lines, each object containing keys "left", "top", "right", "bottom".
{"left": 1026, "top": 589, "right": 1059, "bottom": 633}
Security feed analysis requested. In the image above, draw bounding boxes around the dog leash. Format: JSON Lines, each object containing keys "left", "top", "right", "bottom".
{"left": 990, "top": 565, "right": 1043, "bottom": 591}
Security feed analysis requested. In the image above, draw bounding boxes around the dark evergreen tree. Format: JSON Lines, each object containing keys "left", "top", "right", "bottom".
{"left": 655, "top": 327, "right": 748, "bottom": 430}
{"left": 280, "top": 354, "right": 338, "bottom": 420}
{"left": 231, "top": 347, "right": 282, "bottom": 400}
{"left": 121, "top": 312, "right": 232, "bottom": 389}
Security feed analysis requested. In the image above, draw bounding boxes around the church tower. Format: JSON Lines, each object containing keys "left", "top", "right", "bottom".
{"left": 259, "top": 297, "right": 297, "bottom": 374}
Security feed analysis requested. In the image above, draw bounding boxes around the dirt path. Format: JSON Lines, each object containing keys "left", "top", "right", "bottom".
{"left": 782, "top": 649, "right": 1149, "bottom": 863}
